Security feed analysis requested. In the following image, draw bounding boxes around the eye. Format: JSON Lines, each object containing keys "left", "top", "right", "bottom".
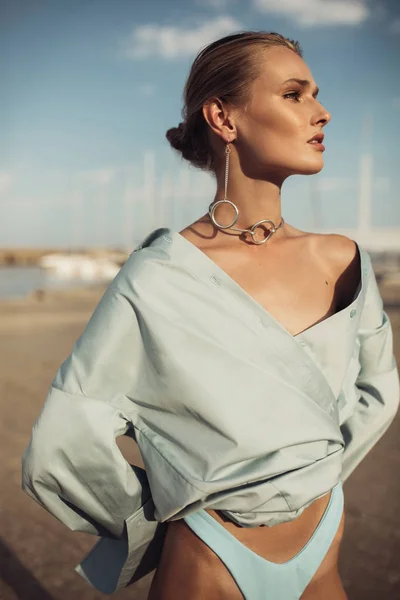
{"left": 283, "top": 91, "right": 301, "bottom": 101}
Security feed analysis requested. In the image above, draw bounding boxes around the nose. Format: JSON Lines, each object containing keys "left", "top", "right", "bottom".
{"left": 312, "top": 110, "right": 331, "bottom": 130}
{"left": 318, "top": 106, "right": 331, "bottom": 126}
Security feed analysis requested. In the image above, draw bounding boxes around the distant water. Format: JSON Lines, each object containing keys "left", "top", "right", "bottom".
{"left": 0, "top": 266, "right": 95, "bottom": 299}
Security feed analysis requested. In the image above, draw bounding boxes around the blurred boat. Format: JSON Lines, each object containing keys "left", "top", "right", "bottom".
{"left": 39, "top": 254, "right": 120, "bottom": 281}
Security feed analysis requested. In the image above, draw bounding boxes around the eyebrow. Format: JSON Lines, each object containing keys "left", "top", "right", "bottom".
{"left": 281, "top": 78, "right": 319, "bottom": 97}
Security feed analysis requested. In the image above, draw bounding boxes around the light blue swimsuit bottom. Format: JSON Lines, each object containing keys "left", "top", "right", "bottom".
{"left": 183, "top": 481, "right": 344, "bottom": 600}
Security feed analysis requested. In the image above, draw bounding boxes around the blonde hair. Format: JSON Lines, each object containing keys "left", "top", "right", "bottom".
{"left": 166, "top": 31, "right": 303, "bottom": 173}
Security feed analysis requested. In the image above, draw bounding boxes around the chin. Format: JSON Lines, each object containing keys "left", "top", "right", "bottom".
{"left": 300, "top": 160, "right": 325, "bottom": 176}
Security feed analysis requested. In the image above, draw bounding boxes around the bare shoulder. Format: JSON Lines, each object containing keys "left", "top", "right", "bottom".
{"left": 284, "top": 226, "right": 359, "bottom": 274}
{"left": 312, "top": 234, "right": 359, "bottom": 273}
{"left": 310, "top": 233, "right": 361, "bottom": 309}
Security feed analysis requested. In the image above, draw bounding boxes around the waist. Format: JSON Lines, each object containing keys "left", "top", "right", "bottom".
{"left": 203, "top": 482, "right": 344, "bottom": 563}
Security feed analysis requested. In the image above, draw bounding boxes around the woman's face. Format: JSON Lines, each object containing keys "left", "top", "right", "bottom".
{"left": 233, "top": 46, "right": 331, "bottom": 181}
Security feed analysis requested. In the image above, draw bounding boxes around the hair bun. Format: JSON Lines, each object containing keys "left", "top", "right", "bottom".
{"left": 165, "top": 122, "right": 186, "bottom": 152}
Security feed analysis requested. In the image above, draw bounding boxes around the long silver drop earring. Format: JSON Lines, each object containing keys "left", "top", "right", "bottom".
{"left": 208, "top": 141, "right": 285, "bottom": 245}
{"left": 208, "top": 142, "right": 239, "bottom": 230}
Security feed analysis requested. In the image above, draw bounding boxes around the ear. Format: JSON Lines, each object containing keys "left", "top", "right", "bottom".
{"left": 202, "top": 97, "right": 237, "bottom": 143}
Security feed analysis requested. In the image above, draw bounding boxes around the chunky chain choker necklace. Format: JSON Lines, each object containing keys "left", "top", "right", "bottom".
{"left": 208, "top": 142, "right": 284, "bottom": 245}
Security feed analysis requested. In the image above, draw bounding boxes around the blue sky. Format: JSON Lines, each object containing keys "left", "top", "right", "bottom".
{"left": 1, "top": 0, "right": 400, "bottom": 248}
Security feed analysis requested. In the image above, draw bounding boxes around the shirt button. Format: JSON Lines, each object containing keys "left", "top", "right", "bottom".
{"left": 298, "top": 340, "right": 306, "bottom": 347}
{"left": 163, "top": 235, "right": 172, "bottom": 242}
{"left": 350, "top": 309, "right": 357, "bottom": 318}
{"left": 210, "top": 275, "right": 221, "bottom": 286}
{"left": 302, "top": 363, "right": 310, "bottom": 372}
{"left": 259, "top": 318, "right": 269, "bottom": 328}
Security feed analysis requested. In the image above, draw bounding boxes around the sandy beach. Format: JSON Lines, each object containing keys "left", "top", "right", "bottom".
{"left": 1, "top": 285, "right": 399, "bottom": 600}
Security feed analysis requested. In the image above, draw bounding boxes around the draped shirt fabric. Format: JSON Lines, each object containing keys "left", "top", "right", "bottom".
{"left": 22, "top": 227, "right": 400, "bottom": 594}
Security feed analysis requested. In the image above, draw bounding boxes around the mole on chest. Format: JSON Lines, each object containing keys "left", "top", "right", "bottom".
{"left": 225, "top": 262, "right": 337, "bottom": 337}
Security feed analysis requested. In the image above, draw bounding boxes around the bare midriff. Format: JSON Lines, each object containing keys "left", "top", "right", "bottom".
{"left": 205, "top": 489, "right": 336, "bottom": 563}
{"left": 148, "top": 491, "right": 346, "bottom": 600}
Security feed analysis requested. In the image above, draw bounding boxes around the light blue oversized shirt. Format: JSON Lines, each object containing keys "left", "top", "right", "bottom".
{"left": 22, "top": 227, "right": 400, "bottom": 594}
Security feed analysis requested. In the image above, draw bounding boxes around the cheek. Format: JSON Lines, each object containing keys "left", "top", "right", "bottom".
{"left": 246, "top": 104, "right": 305, "bottom": 139}
{"left": 237, "top": 105, "right": 310, "bottom": 165}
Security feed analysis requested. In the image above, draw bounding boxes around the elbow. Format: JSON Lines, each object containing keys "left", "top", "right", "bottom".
{"left": 380, "top": 370, "right": 399, "bottom": 428}
{"left": 21, "top": 430, "right": 101, "bottom": 536}
{"left": 383, "top": 359, "right": 400, "bottom": 421}
{"left": 388, "top": 381, "right": 400, "bottom": 423}
{"left": 21, "top": 387, "right": 80, "bottom": 507}
{"left": 21, "top": 426, "right": 60, "bottom": 504}
{"left": 21, "top": 447, "right": 37, "bottom": 501}
{"left": 356, "top": 359, "right": 400, "bottom": 424}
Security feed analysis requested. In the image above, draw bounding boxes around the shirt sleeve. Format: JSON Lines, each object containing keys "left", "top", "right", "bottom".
{"left": 340, "top": 263, "right": 400, "bottom": 481}
{"left": 21, "top": 277, "right": 160, "bottom": 586}
{"left": 22, "top": 385, "right": 150, "bottom": 538}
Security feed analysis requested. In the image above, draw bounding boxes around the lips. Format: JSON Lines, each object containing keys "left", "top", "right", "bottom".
{"left": 308, "top": 133, "right": 324, "bottom": 143}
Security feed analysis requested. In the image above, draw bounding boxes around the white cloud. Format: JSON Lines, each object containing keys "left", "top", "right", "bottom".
{"left": 0, "top": 172, "right": 14, "bottom": 195}
{"left": 253, "top": 0, "right": 369, "bottom": 27}
{"left": 389, "top": 18, "right": 400, "bottom": 34}
{"left": 76, "top": 168, "right": 116, "bottom": 185}
{"left": 121, "top": 15, "right": 244, "bottom": 60}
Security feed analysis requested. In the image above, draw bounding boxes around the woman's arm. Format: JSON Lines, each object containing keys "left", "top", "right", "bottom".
{"left": 22, "top": 385, "right": 150, "bottom": 538}
{"left": 340, "top": 263, "right": 400, "bottom": 481}
{"left": 21, "top": 281, "right": 152, "bottom": 539}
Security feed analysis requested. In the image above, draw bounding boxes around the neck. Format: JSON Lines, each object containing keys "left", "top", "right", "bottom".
{"left": 210, "top": 165, "right": 285, "bottom": 241}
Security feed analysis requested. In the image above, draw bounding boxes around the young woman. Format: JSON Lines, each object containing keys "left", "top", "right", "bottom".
{"left": 22, "top": 32, "right": 399, "bottom": 600}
